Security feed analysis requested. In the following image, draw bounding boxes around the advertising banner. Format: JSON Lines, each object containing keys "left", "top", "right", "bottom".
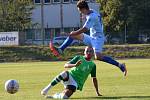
{"left": 0, "top": 32, "right": 19, "bottom": 46}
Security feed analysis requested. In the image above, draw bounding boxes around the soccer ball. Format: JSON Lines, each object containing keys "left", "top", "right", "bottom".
{"left": 5, "top": 79, "right": 19, "bottom": 94}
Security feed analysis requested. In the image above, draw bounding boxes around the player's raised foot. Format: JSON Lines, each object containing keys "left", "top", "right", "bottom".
{"left": 119, "top": 63, "right": 127, "bottom": 76}
{"left": 49, "top": 41, "right": 63, "bottom": 57}
{"left": 41, "top": 87, "right": 49, "bottom": 96}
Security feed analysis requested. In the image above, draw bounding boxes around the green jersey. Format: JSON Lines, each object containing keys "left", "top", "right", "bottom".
{"left": 68, "top": 55, "right": 96, "bottom": 91}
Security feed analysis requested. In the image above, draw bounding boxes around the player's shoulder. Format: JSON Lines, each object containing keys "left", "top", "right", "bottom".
{"left": 90, "top": 10, "right": 99, "bottom": 17}
{"left": 69, "top": 55, "right": 82, "bottom": 63}
{"left": 88, "top": 12, "right": 99, "bottom": 21}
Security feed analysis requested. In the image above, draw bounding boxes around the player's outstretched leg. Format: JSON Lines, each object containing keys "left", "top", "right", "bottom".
{"left": 102, "top": 56, "right": 127, "bottom": 76}
{"left": 95, "top": 54, "right": 127, "bottom": 76}
{"left": 46, "top": 93, "right": 69, "bottom": 99}
{"left": 46, "top": 88, "right": 74, "bottom": 99}
{"left": 50, "top": 36, "right": 74, "bottom": 56}
{"left": 41, "top": 71, "right": 69, "bottom": 95}
{"left": 119, "top": 63, "right": 127, "bottom": 76}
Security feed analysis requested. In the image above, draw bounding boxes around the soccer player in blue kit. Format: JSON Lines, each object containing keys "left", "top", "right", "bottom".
{"left": 50, "top": 0, "right": 127, "bottom": 76}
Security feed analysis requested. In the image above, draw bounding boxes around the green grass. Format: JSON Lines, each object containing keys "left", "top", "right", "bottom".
{"left": 0, "top": 59, "right": 150, "bottom": 100}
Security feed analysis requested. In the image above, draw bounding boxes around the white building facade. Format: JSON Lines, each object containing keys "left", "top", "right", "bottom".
{"left": 25, "top": 0, "right": 100, "bottom": 45}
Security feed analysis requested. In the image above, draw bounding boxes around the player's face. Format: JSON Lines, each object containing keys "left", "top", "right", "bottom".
{"left": 84, "top": 47, "right": 94, "bottom": 59}
{"left": 78, "top": 8, "right": 87, "bottom": 15}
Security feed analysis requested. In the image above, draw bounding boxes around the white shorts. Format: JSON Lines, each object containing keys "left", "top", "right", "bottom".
{"left": 61, "top": 73, "right": 78, "bottom": 89}
{"left": 83, "top": 33, "right": 105, "bottom": 53}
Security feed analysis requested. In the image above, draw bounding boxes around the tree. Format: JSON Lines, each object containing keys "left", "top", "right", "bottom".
{"left": 97, "top": 0, "right": 150, "bottom": 43}
{"left": 98, "top": 0, "right": 150, "bottom": 31}
{"left": 0, "top": 0, "right": 34, "bottom": 31}
{"left": 98, "top": 0, "right": 122, "bottom": 32}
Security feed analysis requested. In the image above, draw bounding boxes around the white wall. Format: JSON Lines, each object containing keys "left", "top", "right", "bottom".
{"left": 31, "top": 3, "right": 100, "bottom": 28}
{"left": 63, "top": 4, "right": 80, "bottom": 27}
{"left": 32, "top": 5, "right": 61, "bottom": 28}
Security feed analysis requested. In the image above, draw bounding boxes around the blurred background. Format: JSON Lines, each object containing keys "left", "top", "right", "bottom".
{"left": 0, "top": 0, "right": 150, "bottom": 62}
{"left": 0, "top": 0, "right": 150, "bottom": 46}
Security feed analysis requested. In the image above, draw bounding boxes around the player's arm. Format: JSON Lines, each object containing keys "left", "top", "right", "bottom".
{"left": 69, "top": 27, "right": 88, "bottom": 36}
{"left": 64, "top": 56, "right": 81, "bottom": 68}
{"left": 91, "top": 64, "right": 102, "bottom": 96}
{"left": 64, "top": 60, "right": 81, "bottom": 68}
{"left": 92, "top": 77, "right": 102, "bottom": 96}
{"left": 70, "top": 16, "right": 94, "bottom": 36}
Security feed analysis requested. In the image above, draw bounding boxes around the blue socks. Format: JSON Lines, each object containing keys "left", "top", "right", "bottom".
{"left": 101, "top": 56, "right": 120, "bottom": 67}
{"left": 59, "top": 36, "right": 74, "bottom": 51}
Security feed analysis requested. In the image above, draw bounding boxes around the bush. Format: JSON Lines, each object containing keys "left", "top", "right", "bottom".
{"left": 0, "top": 44, "right": 150, "bottom": 62}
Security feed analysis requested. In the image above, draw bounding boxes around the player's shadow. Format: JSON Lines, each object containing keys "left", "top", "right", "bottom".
{"left": 72, "top": 96, "right": 150, "bottom": 99}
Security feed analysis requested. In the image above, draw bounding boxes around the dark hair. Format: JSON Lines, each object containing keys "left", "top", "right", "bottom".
{"left": 77, "top": 0, "right": 89, "bottom": 10}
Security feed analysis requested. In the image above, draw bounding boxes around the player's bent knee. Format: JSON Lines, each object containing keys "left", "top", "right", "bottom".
{"left": 60, "top": 71, "right": 69, "bottom": 81}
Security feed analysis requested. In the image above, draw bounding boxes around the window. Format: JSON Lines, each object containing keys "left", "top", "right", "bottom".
{"left": 54, "top": 28, "right": 60, "bottom": 36}
{"left": 35, "top": 29, "right": 42, "bottom": 40}
{"left": 90, "top": 0, "right": 96, "bottom": 2}
{"left": 26, "top": 29, "right": 34, "bottom": 40}
{"left": 34, "top": 0, "right": 51, "bottom": 4}
{"left": 63, "top": 0, "right": 70, "bottom": 3}
{"left": 51, "top": 29, "right": 56, "bottom": 38}
{"left": 72, "top": 0, "right": 78, "bottom": 2}
{"left": 34, "top": 0, "right": 40, "bottom": 4}
{"left": 64, "top": 28, "right": 70, "bottom": 33}
{"left": 53, "top": 0, "right": 60, "bottom": 3}
{"left": 45, "top": 28, "right": 51, "bottom": 40}
{"left": 44, "top": 0, "right": 51, "bottom": 4}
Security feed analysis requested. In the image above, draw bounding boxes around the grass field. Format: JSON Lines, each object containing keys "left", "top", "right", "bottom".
{"left": 0, "top": 59, "right": 150, "bottom": 100}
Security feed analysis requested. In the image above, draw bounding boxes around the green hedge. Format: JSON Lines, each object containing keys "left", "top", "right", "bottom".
{"left": 0, "top": 44, "right": 150, "bottom": 62}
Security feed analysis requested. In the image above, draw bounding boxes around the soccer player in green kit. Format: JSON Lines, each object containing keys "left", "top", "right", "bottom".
{"left": 41, "top": 47, "right": 102, "bottom": 99}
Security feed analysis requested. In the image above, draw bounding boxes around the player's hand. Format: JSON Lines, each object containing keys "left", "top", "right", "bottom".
{"left": 75, "top": 60, "right": 82, "bottom": 66}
